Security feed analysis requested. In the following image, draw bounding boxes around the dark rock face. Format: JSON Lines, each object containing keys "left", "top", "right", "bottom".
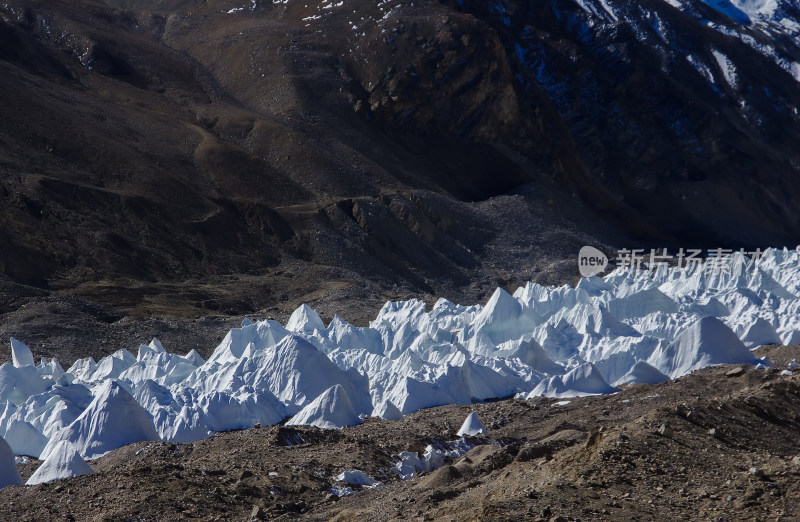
{"left": 347, "top": 0, "right": 800, "bottom": 245}
{"left": 0, "top": 0, "right": 799, "bottom": 318}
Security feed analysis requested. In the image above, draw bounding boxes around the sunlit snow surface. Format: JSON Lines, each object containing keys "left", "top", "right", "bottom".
{"left": 4, "top": 248, "right": 800, "bottom": 461}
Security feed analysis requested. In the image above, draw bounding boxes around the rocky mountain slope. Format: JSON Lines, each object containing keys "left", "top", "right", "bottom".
{"left": 2, "top": 0, "right": 800, "bottom": 338}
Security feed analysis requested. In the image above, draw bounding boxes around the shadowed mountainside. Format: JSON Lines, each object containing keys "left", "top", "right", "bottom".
{"left": 1, "top": 0, "right": 799, "bottom": 331}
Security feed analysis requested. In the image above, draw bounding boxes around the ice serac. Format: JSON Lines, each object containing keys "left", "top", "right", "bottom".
{"left": 286, "top": 304, "right": 326, "bottom": 334}
{"left": 648, "top": 316, "right": 760, "bottom": 379}
{"left": 6, "top": 247, "right": 800, "bottom": 449}
{"left": 679, "top": 297, "right": 730, "bottom": 317}
{"left": 0, "top": 363, "right": 47, "bottom": 405}
{"left": 3, "top": 420, "right": 47, "bottom": 458}
{"left": 371, "top": 299, "right": 428, "bottom": 330}
{"left": 134, "top": 378, "right": 178, "bottom": 416}
{"left": 326, "top": 316, "right": 384, "bottom": 355}
{"left": 528, "top": 363, "right": 618, "bottom": 398}
{"left": 36, "top": 358, "right": 65, "bottom": 381}
{"left": 0, "top": 435, "right": 22, "bottom": 489}
{"left": 183, "top": 349, "right": 205, "bottom": 367}
{"left": 10, "top": 382, "right": 95, "bottom": 440}
{"left": 66, "top": 357, "right": 97, "bottom": 382}
{"left": 26, "top": 441, "right": 93, "bottom": 485}
{"left": 540, "top": 319, "right": 584, "bottom": 362}
{"left": 614, "top": 361, "right": 670, "bottom": 386}
{"left": 457, "top": 411, "right": 488, "bottom": 436}
{"left": 511, "top": 338, "right": 565, "bottom": 374}
{"left": 149, "top": 338, "right": 166, "bottom": 352}
{"left": 133, "top": 380, "right": 206, "bottom": 442}
{"left": 205, "top": 319, "right": 290, "bottom": 365}
{"left": 394, "top": 445, "right": 444, "bottom": 478}
{"left": 40, "top": 380, "right": 158, "bottom": 460}
{"left": 286, "top": 384, "right": 362, "bottom": 429}
{"left": 229, "top": 335, "right": 371, "bottom": 416}
{"left": 371, "top": 400, "right": 403, "bottom": 421}
{"left": 377, "top": 360, "right": 515, "bottom": 415}
{"left": 784, "top": 330, "right": 800, "bottom": 345}
{"left": 10, "top": 338, "right": 35, "bottom": 367}
{"left": 740, "top": 318, "right": 783, "bottom": 349}
{"left": 465, "top": 288, "right": 537, "bottom": 350}
{"left": 335, "top": 470, "right": 380, "bottom": 486}
{"left": 605, "top": 287, "right": 678, "bottom": 320}
{"left": 90, "top": 349, "right": 136, "bottom": 382}
{"left": 196, "top": 389, "right": 287, "bottom": 432}
{"left": 137, "top": 338, "right": 166, "bottom": 361}
{"left": 121, "top": 349, "right": 198, "bottom": 388}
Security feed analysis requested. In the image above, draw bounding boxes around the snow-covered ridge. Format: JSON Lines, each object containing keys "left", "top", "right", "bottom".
{"left": 3, "top": 247, "right": 800, "bottom": 477}
{"left": 548, "top": 0, "right": 800, "bottom": 95}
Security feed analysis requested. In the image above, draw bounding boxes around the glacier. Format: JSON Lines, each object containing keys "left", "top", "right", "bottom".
{"left": 3, "top": 247, "right": 800, "bottom": 483}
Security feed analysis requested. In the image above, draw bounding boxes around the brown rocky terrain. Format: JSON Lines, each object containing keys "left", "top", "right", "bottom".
{"left": 2, "top": 345, "right": 799, "bottom": 521}
{"left": 0, "top": 0, "right": 613, "bottom": 331}
{"left": 3, "top": 1, "right": 800, "bottom": 518}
